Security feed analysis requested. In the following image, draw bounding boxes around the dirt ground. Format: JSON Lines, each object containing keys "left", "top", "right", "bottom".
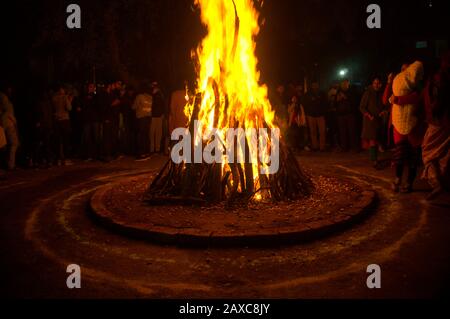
{"left": 0, "top": 151, "right": 449, "bottom": 298}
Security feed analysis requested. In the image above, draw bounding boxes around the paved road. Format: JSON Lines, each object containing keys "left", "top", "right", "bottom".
{"left": 0, "top": 152, "right": 449, "bottom": 298}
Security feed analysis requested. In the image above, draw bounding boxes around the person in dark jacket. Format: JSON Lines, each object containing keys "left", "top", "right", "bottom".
{"left": 360, "top": 77, "right": 387, "bottom": 168}
{"left": 99, "top": 82, "right": 121, "bottom": 161}
{"left": 335, "top": 79, "right": 359, "bottom": 152}
{"left": 81, "top": 83, "right": 101, "bottom": 160}
{"left": 150, "top": 82, "right": 167, "bottom": 154}
{"left": 119, "top": 85, "right": 136, "bottom": 156}
{"left": 302, "top": 81, "right": 328, "bottom": 151}
{"left": 52, "top": 85, "right": 72, "bottom": 165}
{"left": 132, "top": 83, "right": 153, "bottom": 159}
{"left": 422, "top": 51, "right": 450, "bottom": 200}
{"left": 0, "top": 88, "right": 19, "bottom": 170}
{"left": 33, "top": 89, "right": 54, "bottom": 167}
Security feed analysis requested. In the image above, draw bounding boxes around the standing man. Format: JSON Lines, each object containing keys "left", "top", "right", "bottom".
{"left": 422, "top": 52, "right": 450, "bottom": 199}
{"left": 52, "top": 85, "right": 72, "bottom": 165}
{"left": 132, "top": 83, "right": 153, "bottom": 160}
{"left": 390, "top": 61, "right": 426, "bottom": 193}
{"left": 0, "top": 120, "right": 6, "bottom": 178}
{"left": 360, "top": 77, "right": 386, "bottom": 168}
{"left": 327, "top": 82, "right": 340, "bottom": 151}
{"left": 150, "top": 82, "right": 167, "bottom": 154}
{"left": 302, "top": 81, "right": 328, "bottom": 151}
{"left": 111, "top": 81, "right": 122, "bottom": 157}
{"left": 0, "top": 88, "right": 19, "bottom": 170}
{"left": 336, "top": 79, "right": 359, "bottom": 152}
{"left": 80, "top": 83, "right": 100, "bottom": 160}
{"left": 100, "top": 82, "right": 121, "bottom": 161}
{"left": 119, "top": 85, "right": 136, "bottom": 156}
{"left": 34, "top": 89, "right": 54, "bottom": 167}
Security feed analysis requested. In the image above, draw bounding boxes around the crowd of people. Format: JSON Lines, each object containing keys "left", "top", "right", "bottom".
{"left": 0, "top": 80, "right": 178, "bottom": 171}
{"left": 271, "top": 53, "right": 449, "bottom": 200}
{"left": 1, "top": 52, "right": 449, "bottom": 200}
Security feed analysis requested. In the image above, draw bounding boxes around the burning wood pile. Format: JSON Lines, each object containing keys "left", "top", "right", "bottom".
{"left": 145, "top": 0, "right": 313, "bottom": 207}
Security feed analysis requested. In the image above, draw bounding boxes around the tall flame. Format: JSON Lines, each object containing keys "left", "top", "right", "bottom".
{"left": 189, "top": 0, "right": 274, "bottom": 131}
{"left": 186, "top": 0, "right": 277, "bottom": 199}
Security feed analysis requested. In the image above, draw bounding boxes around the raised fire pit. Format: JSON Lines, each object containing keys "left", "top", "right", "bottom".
{"left": 89, "top": 170, "right": 376, "bottom": 247}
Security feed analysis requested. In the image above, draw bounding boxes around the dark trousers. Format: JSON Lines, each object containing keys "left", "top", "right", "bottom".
{"left": 287, "top": 125, "right": 308, "bottom": 150}
{"left": 326, "top": 111, "right": 339, "bottom": 148}
{"left": 33, "top": 127, "right": 53, "bottom": 165}
{"left": 392, "top": 140, "right": 420, "bottom": 184}
{"left": 54, "top": 120, "right": 71, "bottom": 161}
{"left": 379, "top": 114, "right": 389, "bottom": 149}
{"left": 136, "top": 117, "right": 151, "bottom": 156}
{"left": 119, "top": 115, "right": 135, "bottom": 155}
{"left": 82, "top": 122, "right": 101, "bottom": 159}
{"left": 338, "top": 114, "right": 358, "bottom": 151}
{"left": 71, "top": 119, "right": 83, "bottom": 158}
{"left": 102, "top": 120, "right": 118, "bottom": 159}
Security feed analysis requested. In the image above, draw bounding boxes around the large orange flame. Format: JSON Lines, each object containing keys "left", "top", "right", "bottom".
{"left": 186, "top": 0, "right": 277, "bottom": 198}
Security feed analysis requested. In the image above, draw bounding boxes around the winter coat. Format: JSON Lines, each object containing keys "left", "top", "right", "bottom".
{"left": 335, "top": 88, "right": 358, "bottom": 116}
{"left": 151, "top": 90, "right": 167, "bottom": 118}
{"left": 133, "top": 93, "right": 153, "bottom": 119}
{"left": 52, "top": 94, "right": 72, "bottom": 121}
{"left": 301, "top": 91, "right": 327, "bottom": 117}
{"left": 0, "top": 93, "right": 19, "bottom": 147}
{"left": 81, "top": 93, "right": 100, "bottom": 123}
{"left": 360, "top": 87, "right": 385, "bottom": 140}
{"left": 392, "top": 61, "right": 424, "bottom": 134}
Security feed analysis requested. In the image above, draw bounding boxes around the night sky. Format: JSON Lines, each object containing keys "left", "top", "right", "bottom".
{"left": 0, "top": 0, "right": 448, "bottom": 91}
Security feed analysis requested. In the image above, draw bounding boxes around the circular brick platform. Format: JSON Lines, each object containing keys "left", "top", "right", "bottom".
{"left": 89, "top": 173, "right": 377, "bottom": 247}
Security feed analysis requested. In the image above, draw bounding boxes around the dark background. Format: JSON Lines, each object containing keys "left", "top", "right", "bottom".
{"left": 0, "top": 0, "right": 448, "bottom": 92}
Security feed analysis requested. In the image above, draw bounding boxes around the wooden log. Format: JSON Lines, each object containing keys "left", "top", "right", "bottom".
{"left": 244, "top": 135, "right": 254, "bottom": 194}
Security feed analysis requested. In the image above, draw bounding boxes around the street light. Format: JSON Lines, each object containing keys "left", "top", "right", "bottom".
{"left": 339, "top": 68, "right": 348, "bottom": 77}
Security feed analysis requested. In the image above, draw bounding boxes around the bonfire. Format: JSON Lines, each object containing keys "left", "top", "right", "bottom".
{"left": 146, "top": 0, "right": 313, "bottom": 206}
